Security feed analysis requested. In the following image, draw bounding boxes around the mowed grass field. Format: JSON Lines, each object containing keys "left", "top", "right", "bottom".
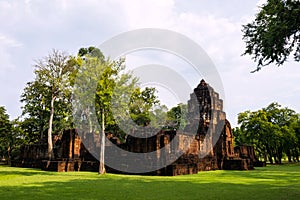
{"left": 0, "top": 163, "right": 299, "bottom": 200}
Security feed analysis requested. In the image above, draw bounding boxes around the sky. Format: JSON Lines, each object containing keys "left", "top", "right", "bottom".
{"left": 0, "top": 0, "right": 299, "bottom": 127}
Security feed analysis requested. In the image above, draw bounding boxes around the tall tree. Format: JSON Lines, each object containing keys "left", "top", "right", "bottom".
{"left": 95, "top": 58, "right": 120, "bottom": 175}
{"left": 73, "top": 53, "right": 139, "bottom": 174}
{"left": 34, "top": 50, "right": 75, "bottom": 160}
{"left": 74, "top": 51, "right": 163, "bottom": 173}
{"left": 242, "top": 0, "right": 300, "bottom": 72}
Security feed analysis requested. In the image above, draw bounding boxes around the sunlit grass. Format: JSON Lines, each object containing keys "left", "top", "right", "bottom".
{"left": 0, "top": 163, "right": 299, "bottom": 200}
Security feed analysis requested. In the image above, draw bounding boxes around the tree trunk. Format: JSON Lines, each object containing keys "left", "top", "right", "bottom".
{"left": 263, "top": 152, "right": 267, "bottom": 163}
{"left": 266, "top": 144, "right": 273, "bottom": 164}
{"left": 99, "top": 108, "right": 106, "bottom": 174}
{"left": 274, "top": 148, "right": 279, "bottom": 164}
{"left": 287, "top": 149, "right": 292, "bottom": 162}
{"left": 7, "top": 145, "right": 11, "bottom": 165}
{"left": 277, "top": 148, "right": 282, "bottom": 164}
{"left": 40, "top": 131, "right": 44, "bottom": 140}
{"left": 47, "top": 95, "right": 56, "bottom": 160}
{"left": 293, "top": 148, "right": 299, "bottom": 162}
{"left": 274, "top": 149, "right": 279, "bottom": 164}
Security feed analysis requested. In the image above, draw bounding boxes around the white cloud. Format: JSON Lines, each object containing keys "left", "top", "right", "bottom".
{"left": 0, "top": 34, "right": 22, "bottom": 71}
{"left": 116, "top": 0, "right": 176, "bottom": 29}
{"left": 0, "top": 34, "right": 22, "bottom": 47}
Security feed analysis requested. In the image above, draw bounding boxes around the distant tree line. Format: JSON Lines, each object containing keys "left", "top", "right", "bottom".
{"left": 233, "top": 103, "right": 300, "bottom": 164}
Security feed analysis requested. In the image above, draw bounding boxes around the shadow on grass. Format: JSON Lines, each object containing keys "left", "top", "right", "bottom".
{"left": 0, "top": 165, "right": 47, "bottom": 176}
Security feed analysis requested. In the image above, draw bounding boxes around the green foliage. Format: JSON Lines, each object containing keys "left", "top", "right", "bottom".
{"left": 0, "top": 107, "right": 24, "bottom": 163}
{"left": 1, "top": 164, "right": 300, "bottom": 200}
{"left": 232, "top": 127, "right": 244, "bottom": 146}
{"left": 129, "top": 87, "right": 160, "bottom": 126}
{"left": 166, "top": 103, "right": 188, "bottom": 130}
{"left": 73, "top": 54, "right": 139, "bottom": 136}
{"left": 242, "top": 0, "right": 300, "bottom": 71}
{"left": 20, "top": 81, "right": 51, "bottom": 142}
{"left": 0, "top": 106, "right": 12, "bottom": 160}
{"left": 149, "top": 104, "right": 168, "bottom": 128}
{"left": 235, "top": 102, "right": 300, "bottom": 163}
{"left": 95, "top": 58, "right": 128, "bottom": 124}
{"left": 0, "top": 106, "right": 11, "bottom": 136}
{"left": 78, "top": 46, "right": 105, "bottom": 62}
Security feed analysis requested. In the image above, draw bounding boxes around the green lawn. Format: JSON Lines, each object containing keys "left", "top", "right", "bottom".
{"left": 0, "top": 164, "right": 299, "bottom": 200}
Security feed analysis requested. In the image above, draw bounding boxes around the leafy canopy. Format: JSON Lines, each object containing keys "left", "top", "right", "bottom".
{"left": 242, "top": 0, "right": 300, "bottom": 72}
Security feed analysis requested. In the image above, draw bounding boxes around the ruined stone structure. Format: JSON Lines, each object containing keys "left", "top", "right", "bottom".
{"left": 12, "top": 80, "right": 264, "bottom": 175}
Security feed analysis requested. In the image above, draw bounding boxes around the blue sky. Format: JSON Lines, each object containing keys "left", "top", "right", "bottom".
{"left": 0, "top": 0, "right": 299, "bottom": 127}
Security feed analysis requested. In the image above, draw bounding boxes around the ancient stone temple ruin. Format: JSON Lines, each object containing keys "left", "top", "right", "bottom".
{"left": 12, "top": 80, "right": 264, "bottom": 175}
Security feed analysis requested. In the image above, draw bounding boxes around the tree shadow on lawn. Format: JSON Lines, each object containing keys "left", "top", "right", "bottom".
{"left": 0, "top": 166, "right": 49, "bottom": 177}
{"left": 0, "top": 171, "right": 299, "bottom": 200}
